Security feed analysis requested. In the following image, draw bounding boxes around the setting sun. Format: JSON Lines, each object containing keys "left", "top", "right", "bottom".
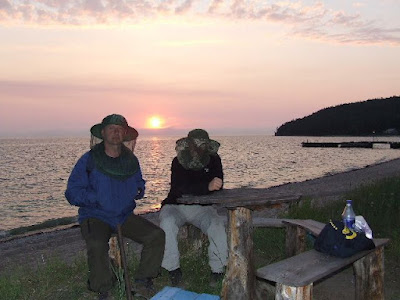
{"left": 147, "top": 116, "right": 164, "bottom": 129}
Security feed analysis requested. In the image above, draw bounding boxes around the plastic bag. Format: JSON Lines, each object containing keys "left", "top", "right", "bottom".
{"left": 354, "top": 215, "right": 373, "bottom": 239}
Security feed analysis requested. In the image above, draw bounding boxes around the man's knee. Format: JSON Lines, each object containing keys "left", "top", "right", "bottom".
{"left": 145, "top": 225, "right": 165, "bottom": 247}
{"left": 155, "top": 226, "right": 166, "bottom": 245}
{"left": 160, "top": 214, "right": 180, "bottom": 231}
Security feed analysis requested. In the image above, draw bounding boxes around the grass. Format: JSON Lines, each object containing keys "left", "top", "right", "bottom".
{"left": 1, "top": 176, "right": 399, "bottom": 299}
{"left": 0, "top": 238, "right": 222, "bottom": 299}
{"left": 0, "top": 256, "right": 92, "bottom": 300}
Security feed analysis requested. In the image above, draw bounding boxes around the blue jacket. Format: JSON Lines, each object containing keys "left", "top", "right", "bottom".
{"left": 65, "top": 152, "right": 146, "bottom": 229}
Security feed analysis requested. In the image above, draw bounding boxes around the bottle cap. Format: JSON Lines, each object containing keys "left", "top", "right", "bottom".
{"left": 346, "top": 199, "right": 352, "bottom": 204}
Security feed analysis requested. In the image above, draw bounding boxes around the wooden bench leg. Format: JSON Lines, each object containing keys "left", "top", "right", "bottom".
{"left": 221, "top": 207, "right": 255, "bottom": 300}
{"left": 285, "top": 224, "right": 306, "bottom": 257}
{"left": 354, "top": 246, "right": 385, "bottom": 300}
{"left": 179, "top": 224, "right": 207, "bottom": 251}
{"left": 109, "top": 236, "right": 121, "bottom": 268}
{"left": 275, "top": 283, "right": 312, "bottom": 300}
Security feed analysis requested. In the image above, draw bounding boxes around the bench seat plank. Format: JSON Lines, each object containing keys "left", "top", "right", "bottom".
{"left": 253, "top": 217, "right": 286, "bottom": 228}
{"left": 282, "top": 219, "right": 325, "bottom": 236}
{"left": 257, "top": 238, "right": 389, "bottom": 287}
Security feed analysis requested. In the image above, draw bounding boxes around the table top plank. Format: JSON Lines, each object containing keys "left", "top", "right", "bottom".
{"left": 176, "top": 188, "right": 301, "bottom": 208}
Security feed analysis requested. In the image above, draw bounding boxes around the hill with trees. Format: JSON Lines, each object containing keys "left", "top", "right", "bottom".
{"left": 275, "top": 96, "right": 400, "bottom": 136}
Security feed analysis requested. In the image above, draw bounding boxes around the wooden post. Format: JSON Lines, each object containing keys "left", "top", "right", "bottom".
{"left": 221, "top": 207, "right": 254, "bottom": 300}
{"left": 285, "top": 224, "right": 306, "bottom": 257}
{"left": 275, "top": 283, "right": 312, "bottom": 300}
{"left": 354, "top": 246, "right": 385, "bottom": 300}
{"left": 109, "top": 236, "right": 121, "bottom": 268}
{"left": 179, "top": 224, "right": 208, "bottom": 251}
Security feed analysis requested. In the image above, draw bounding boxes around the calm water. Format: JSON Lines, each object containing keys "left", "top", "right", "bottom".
{"left": 1, "top": 135, "right": 400, "bottom": 232}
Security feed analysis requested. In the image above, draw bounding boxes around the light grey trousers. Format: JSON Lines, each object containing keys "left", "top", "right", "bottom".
{"left": 159, "top": 204, "right": 228, "bottom": 273}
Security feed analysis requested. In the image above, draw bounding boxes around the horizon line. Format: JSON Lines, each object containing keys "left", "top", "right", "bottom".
{"left": 0, "top": 127, "right": 277, "bottom": 138}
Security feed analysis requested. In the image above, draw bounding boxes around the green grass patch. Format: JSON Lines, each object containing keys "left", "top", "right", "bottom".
{"left": 253, "top": 227, "right": 285, "bottom": 268}
{"left": 0, "top": 255, "right": 95, "bottom": 300}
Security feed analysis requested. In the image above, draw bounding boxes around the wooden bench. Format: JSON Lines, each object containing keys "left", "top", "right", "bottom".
{"left": 256, "top": 219, "right": 390, "bottom": 300}
{"left": 253, "top": 218, "right": 325, "bottom": 257}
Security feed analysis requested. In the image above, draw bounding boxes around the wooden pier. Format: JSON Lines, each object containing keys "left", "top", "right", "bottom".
{"left": 302, "top": 141, "right": 400, "bottom": 149}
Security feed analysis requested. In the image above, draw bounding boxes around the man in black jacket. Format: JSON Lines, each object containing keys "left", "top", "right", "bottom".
{"left": 159, "top": 129, "right": 228, "bottom": 286}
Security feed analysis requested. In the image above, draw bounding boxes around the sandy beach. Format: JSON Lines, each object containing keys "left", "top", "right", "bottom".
{"left": 1, "top": 157, "right": 399, "bottom": 298}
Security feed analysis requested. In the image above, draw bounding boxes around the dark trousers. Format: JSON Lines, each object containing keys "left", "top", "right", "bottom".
{"left": 80, "top": 214, "right": 165, "bottom": 293}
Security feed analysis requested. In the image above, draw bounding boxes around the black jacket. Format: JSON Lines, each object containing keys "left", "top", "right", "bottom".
{"left": 161, "top": 154, "right": 224, "bottom": 205}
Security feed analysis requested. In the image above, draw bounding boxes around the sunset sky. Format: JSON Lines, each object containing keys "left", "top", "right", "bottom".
{"left": 0, "top": 0, "right": 399, "bottom": 137}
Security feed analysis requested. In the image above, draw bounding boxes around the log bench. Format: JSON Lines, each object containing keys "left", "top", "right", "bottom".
{"left": 252, "top": 218, "right": 324, "bottom": 254}
{"left": 256, "top": 219, "right": 390, "bottom": 300}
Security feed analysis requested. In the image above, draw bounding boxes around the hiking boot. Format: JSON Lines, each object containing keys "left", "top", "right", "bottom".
{"left": 210, "top": 272, "right": 224, "bottom": 288}
{"left": 134, "top": 278, "right": 155, "bottom": 298}
{"left": 97, "top": 291, "right": 110, "bottom": 300}
{"left": 169, "top": 268, "right": 183, "bottom": 286}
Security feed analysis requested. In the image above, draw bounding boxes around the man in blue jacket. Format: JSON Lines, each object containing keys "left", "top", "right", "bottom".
{"left": 65, "top": 114, "right": 165, "bottom": 300}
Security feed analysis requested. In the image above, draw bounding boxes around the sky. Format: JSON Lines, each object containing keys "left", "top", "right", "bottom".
{"left": 0, "top": 0, "right": 399, "bottom": 137}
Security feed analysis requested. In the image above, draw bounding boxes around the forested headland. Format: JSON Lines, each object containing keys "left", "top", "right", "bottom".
{"left": 275, "top": 96, "right": 400, "bottom": 136}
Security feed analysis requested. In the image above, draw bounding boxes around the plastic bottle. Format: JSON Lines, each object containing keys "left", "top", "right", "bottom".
{"left": 342, "top": 199, "right": 356, "bottom": 230}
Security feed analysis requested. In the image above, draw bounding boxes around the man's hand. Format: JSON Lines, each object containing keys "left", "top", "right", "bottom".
{"left": 208, "top": 177, "right": 223, "bottom": 192}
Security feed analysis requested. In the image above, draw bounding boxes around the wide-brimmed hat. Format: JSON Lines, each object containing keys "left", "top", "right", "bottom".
{"left": 90, "top": 114, "right": 138, "bottom": 141}
{"left": 175, "top": 129, "right": 220, "bottom": 170}
{"left": 176, "top": 129, "right": 220, "bottom": 153}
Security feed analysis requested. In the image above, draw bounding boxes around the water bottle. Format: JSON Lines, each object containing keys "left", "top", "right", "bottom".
{"left": 342, "top": 199, "right": 356, "bottom": 230}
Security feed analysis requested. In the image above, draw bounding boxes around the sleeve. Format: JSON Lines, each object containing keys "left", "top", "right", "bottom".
{"left": 65, "top": 153, "right": 98, "bottom": 208}
{"left": 209, "top": 154, "right": 224, "bottom": 184}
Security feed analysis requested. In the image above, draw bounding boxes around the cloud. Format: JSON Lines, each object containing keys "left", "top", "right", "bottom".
{"left": 0, "top": 0, "right": 399, "bottom": 45}
{"left": 175, "top": 0, "right": 194, "bottom": 14}
{"left": 291, "top": 7, "right": 400, "bottom": 45}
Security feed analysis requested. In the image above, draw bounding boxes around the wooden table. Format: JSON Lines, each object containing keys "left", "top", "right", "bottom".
{"left": 176, "top": 188, "right": 301, "bottom": 300}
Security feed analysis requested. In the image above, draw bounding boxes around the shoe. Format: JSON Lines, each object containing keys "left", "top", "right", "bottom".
{"left": 169, "top": 268, "right": 182, "bottom": 286}
{"left": 210, "top": 272, "right": 224, "bottom": 288}
{"left": 97, "top": 291, "right": 110, "bottom": 300}
{"left": 134, "top": 278, "right": 155, "bottom": 298}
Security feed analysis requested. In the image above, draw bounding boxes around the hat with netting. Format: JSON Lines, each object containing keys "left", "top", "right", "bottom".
{"left": 175, "top": 129, "right": 220, "bottom": 170}
{"left": 90, "top": 114, "right": 138, "bottom": 141}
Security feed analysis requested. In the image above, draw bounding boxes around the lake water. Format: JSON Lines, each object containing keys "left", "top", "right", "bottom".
{"left": 1, "top": 135, "right": 400, "bottom": 232}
